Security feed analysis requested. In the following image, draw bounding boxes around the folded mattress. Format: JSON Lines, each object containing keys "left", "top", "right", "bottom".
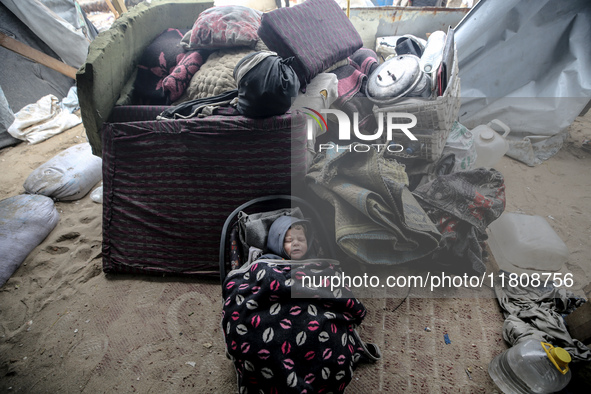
{"left": 101, "top": 107, "right": 307, "bottom": 277}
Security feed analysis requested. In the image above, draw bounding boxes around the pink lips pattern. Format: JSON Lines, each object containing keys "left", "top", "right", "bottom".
{"left": 222, "top": 260, "right": 375, "bottom": 393}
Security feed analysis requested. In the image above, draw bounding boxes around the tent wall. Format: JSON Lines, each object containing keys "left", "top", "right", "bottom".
{"left": 1, "top": 0, "right": 93, "bottom": 68}
{"left": 0, "top": 2, "right": 78, "bottom": 148}
{"left": 0, "top": 87, "right": 19, "bottom": 148}
{"left": 455, "top": 0, "right": 591, "bottom": 165}
{"left": 0, "top": 3, "right": 76, "bottom": 113}
{"left": 348, "top": 6, "right": 469, "bottom": 50}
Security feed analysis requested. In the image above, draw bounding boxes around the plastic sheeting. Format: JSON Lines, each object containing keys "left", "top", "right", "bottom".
{"left": 0, "top": 86, "right": 19, "bottom": 149}
{"left": 0, "top": 0, "right": 94, "bottom": 68}
{"left": 455, "top": 0, "right": 591, "bottom": 166}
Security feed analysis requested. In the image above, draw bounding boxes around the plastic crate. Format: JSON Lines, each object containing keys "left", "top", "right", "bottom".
{"left": 373, "top": 51, "right": 461, "bottom": 162}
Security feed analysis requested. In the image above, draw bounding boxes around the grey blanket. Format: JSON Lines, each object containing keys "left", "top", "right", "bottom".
{"left": 306, "top": 145, "right": 441, "bottom": 265}
{"left": 494, "top": 271, "right": 591, "bottom": 362}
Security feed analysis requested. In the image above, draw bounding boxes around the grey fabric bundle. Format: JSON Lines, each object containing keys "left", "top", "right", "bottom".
{"left": 494, "top": 271, "right": 591, "bottom": 362}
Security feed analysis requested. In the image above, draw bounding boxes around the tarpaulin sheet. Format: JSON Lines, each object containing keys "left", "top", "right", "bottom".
{"left": 455, "top": 0, "right": 591, "bottom": 166}
{"left": 0, "top": 0, "right": 94, "bottom": 145}
{"left": 1, "top": 0, "right": 93, "bottom": 68}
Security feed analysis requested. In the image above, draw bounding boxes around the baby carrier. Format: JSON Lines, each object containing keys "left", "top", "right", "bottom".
{"left": 220, "top": 195, "right": 381, "bottom": 393}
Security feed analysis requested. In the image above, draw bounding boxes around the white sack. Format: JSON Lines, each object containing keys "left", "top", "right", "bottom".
{"left": 0, "top": 194, "right": 60, "bottom": 287}
{"left": 8, "top": 94, "right": 81, "bottom": 144}
{"left": 24, "top": 143, "right": 102, "bottom": 201}
{"left": 90, "top": 184, "right": 103, "bottom": 204}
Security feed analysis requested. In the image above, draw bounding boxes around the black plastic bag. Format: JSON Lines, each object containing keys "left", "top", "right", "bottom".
{"left": 233, "top": 51, "right": 300, "bottom": 118}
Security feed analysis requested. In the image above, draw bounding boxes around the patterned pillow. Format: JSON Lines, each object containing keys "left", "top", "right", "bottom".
{"left": 162, "top": 50, "right": 206, "bottom": 102}
{"left": 134, "top": 28, "right": 188, "bottom": 104}
{"left": 188, "top": 5, "right": 262, "bottom": 50}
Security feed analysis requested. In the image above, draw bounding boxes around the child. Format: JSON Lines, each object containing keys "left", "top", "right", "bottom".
{"left": 260, "top": 216, "right": 313, "bottom": 260}
{"left": 222, "top": 214, "right": 381, "bottom": 394}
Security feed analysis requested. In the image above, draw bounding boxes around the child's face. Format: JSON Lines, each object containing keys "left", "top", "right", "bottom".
{"left": 283, "top": 225, "right": 308, "bottom": 260}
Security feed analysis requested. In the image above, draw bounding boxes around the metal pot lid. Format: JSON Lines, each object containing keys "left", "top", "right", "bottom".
{"left": 367, "top": 55, "right": 423, "bottom": 99}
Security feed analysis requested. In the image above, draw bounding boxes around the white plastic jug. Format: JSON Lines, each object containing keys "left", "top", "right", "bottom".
{"left": 487, "top": 212, "right": 569, "bottom": 272}
{"left": 472, "top": 119, "right": 510, "bottom": 169}
{"left": 489, "top": 339, "right": 572, "bottom": 394}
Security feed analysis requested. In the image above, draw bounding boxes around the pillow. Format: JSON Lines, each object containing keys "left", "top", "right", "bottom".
{"left": 184, "top": 48, "right": 254, "bottom": 100}
{"left": 162, "top": 50, "right": 206, "bottom": 102}
{"left": 257, "top": 0, "right": 363, "bottom": 88}
{"left": 134, "top": 28, "right": 188, "bottom": 104}
{"left": 187, "top": 5, "right": 262, "bottom": 50}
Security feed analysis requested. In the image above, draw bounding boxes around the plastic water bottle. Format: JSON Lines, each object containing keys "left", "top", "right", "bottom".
{"left": 404, "top": 141, "right": 423, "bottom": 157}
{"left": 486, "top": 212, "right": 568, "bottom": 272}
{"left": 419, "top": 30, "right": 446, "bottom": 74}
{"left": 472, "top": 119, "right": 511, "bottom": 169}
{"left": 488, "top": 339, "right": 572, "bottom": 394}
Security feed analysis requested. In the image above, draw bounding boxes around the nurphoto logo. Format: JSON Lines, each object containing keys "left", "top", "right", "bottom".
{"left": 303, "top": 108, "right": 419, "bottom": 153}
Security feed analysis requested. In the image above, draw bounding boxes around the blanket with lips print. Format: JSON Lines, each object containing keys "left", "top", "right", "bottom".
{"left": 222, "top": 259, "right": 381, "bottom": 394}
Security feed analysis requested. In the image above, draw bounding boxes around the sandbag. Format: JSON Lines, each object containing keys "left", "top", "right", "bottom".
{"left": 0, "top": 194, "right": 59, "bottom": 287}
{"left": 24, "top": 143, "right": 102, "bottom": 201}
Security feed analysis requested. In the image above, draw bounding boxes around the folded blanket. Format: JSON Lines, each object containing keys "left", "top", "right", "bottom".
{"left": 327, "top": 48, "right": 379, "bottom": 141}
{"left": 306, "top": 145, "right": 441, "bottom": 265}
{"left": 134, "top": 28, "right": 206, "bottom": 104}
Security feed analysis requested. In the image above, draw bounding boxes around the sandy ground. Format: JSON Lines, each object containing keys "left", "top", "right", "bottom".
{"left": 1, "top": 2, "right": 589, "bottom": 390}
{"left": 0, "top": 109, "right": 589, "bottom": 392}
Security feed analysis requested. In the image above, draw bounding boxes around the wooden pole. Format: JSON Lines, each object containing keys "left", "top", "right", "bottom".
{"left": 0, "top": 32, "right": 78, "bottom": 80}
{"left": 104, "top": 0, "right": 120, "bottom": 18}
{"left": 111, "top": 0, "right": 128, "bottom": 14}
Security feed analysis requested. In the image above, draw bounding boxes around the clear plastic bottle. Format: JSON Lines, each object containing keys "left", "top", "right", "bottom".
{"left": 489, "top": 339, "right": 572, "bottom": 394}
{"left": 487, "top": 212, "right": 568, "bottom": 271}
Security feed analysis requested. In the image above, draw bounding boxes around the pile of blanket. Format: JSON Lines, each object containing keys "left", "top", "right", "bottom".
{"left": 307, "top": 146, "right": 506, "bottom": 275}
{"left": 126, "top": 0, "right": 506, "bottom": 275}
{"left": 130, "top": 0, "right": 365, "bottom": 113}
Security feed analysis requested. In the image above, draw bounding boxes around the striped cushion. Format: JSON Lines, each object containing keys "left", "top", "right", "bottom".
{"left": 101, "top": 111, "right": 307, "bottom": 277}
{"left": 257, "top": 0, "right": 363, "bottom": 88}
